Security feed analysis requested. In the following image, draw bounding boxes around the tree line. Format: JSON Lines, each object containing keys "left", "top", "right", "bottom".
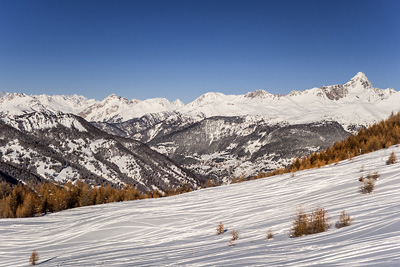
{"left": 254, "top": 112, "right": 400, "bottom": 179}
{"left": 0, "top": 181, "right": 192, "bottom": 218}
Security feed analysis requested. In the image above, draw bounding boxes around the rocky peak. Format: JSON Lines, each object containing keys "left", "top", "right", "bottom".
{"left": 245, "top": 89, "right": 273, "bottom": 99}
{"left": 345, "top": 72, "right": 372, "bottom": 89}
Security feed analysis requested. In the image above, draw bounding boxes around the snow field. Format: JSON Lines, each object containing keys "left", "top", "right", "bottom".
{"left": 0, "top": 146, "right": 400, "bottom": 266}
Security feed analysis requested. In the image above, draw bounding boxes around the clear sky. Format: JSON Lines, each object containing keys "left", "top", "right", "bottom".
{"left": 0, "top": 0, "right": 399, "bottom": 103}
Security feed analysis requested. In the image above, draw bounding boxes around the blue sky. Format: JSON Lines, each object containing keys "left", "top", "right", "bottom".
{"left": 0, "top": 0, "right": 399, "bottom": 103}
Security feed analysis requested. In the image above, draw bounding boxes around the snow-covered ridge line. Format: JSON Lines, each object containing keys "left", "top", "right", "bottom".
{"left": 0, "top": 72, "right": 398, "bottom": 125}
{"left": 1, "top": 112, "right": 87, "bottom": 132}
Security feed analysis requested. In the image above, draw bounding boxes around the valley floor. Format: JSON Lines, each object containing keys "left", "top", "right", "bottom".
{"left": 1, "top": 146, "right": 400, "bottom": 266}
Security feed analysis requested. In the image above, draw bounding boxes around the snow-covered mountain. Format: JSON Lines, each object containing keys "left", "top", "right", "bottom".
{"left": 149, "top": 117, "right": 350, "bottom": 179}
{"left": 0, "top": 112, "right": 200, "bottom": 193}
{"left": 78, "top": 94, "right": 185, "bottom": 122}
{"left": 1, "top": 146, "right": 399, "bottom": 266}
{"left": 176, "top": 72, "right": 398, "bottom": 131}
{"left": 0, "top": 93, "right": 96, "bottom": 116}
{"left": 1, "top": 72, "right": 399, "bottom": 129}
{"left": 1, "top": 72, "right": 398, "bottom": 180}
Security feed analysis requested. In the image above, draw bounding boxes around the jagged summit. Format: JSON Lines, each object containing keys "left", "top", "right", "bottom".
{"left": 244, "top": 89, "right": 273, "bottom": 98}
{"left": 103, "top": 93, "right": 131, "bottom": 102}
{"left": 345, "top": 71, "right": 372, "bottom": 89}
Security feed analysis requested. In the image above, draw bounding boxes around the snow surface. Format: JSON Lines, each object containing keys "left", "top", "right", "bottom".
{"left": 1, "top": 146, "right": 400, "bottom": 266}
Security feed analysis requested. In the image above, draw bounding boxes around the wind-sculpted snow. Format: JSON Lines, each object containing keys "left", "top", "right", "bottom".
{"left": 1, "top": 146, "right": 399, "bottom": 266}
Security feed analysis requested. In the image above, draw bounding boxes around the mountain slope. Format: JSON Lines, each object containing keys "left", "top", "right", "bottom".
{"left": 1, "top": 146, "right": 399, "bottom": 266}
{"left": 149, "top": 117, "right": 350, "bottom": 179}
{"left": 92, "top": 111, "right": 197, "bottom": 143}
{"left": 0, "top": 112, "right": 199, "bottom": 192}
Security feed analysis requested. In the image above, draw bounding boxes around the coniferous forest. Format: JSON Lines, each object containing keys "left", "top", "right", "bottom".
{"left": 254, "top": 112, "right": 400, "bottom": 179}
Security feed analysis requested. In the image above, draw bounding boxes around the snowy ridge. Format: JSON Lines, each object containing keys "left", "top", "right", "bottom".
{"left": 1, "top": 146, "right": 399, "bottom": 266}
{"left": 78, "top": 94, "right": 184, "bottom": 122}
{"left": 0, "top": 93, "right": 96, "bottom": 117}
{"left": 0, "top": 73, "right": 398, "bottom": 129}
{"left": 2, "top": 112, "right": 87, "bottom": 132}
{"left": 177, "top": 72, "right": 399, "bottom": 130}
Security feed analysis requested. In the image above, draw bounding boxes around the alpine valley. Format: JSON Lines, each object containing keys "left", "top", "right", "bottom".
{"left": 0, "top": 72, "right": 399, "bottom": 190}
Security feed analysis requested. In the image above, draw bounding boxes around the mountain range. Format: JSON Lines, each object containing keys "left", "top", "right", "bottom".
{"left": 0, "top": 72, "right": 397, "bottom": 128}
{"left": 0, "top": 72, "right": 399, "bottom": 186}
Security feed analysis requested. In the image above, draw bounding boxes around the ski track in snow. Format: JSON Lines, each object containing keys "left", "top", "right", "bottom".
{"left": 1, "top": 147, "right": 400, "bottom": 266}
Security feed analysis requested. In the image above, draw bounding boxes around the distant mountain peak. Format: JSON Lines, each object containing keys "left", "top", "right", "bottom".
{"left": 345, "top": 72, "right": 372, "bottom": 89}
{"left": 188, "top": 92, "right": 226, "bottom": 106}
{"left": 245, "top": 89, "right": 273, "bottom": 99}
{"left": 352, "top": 71, "right": 368, "bottom": 80}
{"left": 104, "top": 94, "right": 125, "bottom": 101}
{"left": 172, "top": 99, "right": 185, "bottom": 108}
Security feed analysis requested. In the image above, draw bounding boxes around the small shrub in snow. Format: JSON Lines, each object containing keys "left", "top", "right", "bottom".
{"left": 266, "top": 229, "right": 273, "bottom": 240}
{"left": 367, "top": 171, "right": 380, "bottom": 180}
{"left": 359, "top": 171, "right": 379, "bottom": 194}
{"left": 309, "top": 207, "right": 331, "bottom": 234}
{"left": 290, "top": 207, "right": 308, "bottom": 237}
{"left": 228, "top": 229, "right": 239, "bottom": 247}
{"left": 335, "top": 210, "right": 353, "bottom": 228}
{"left": 230, "top": 229, "right": 239, "bottom": 241}
{"left": 29, "top": 250, "right": 39, "bottom": 265}
{"left": 387, "top": 152, "right": 397, "bottom": 165}
{"left": 360, "top": 177, "right": 375, "bottom": 194}
{"left": 216, "top": 222, "right": 225, "bottom": 235}
{"left": 359, "top": 175, "right": 364, "bottom": 182}
{"left": 290, "top": 206, "right": 331, "bottom": 238}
